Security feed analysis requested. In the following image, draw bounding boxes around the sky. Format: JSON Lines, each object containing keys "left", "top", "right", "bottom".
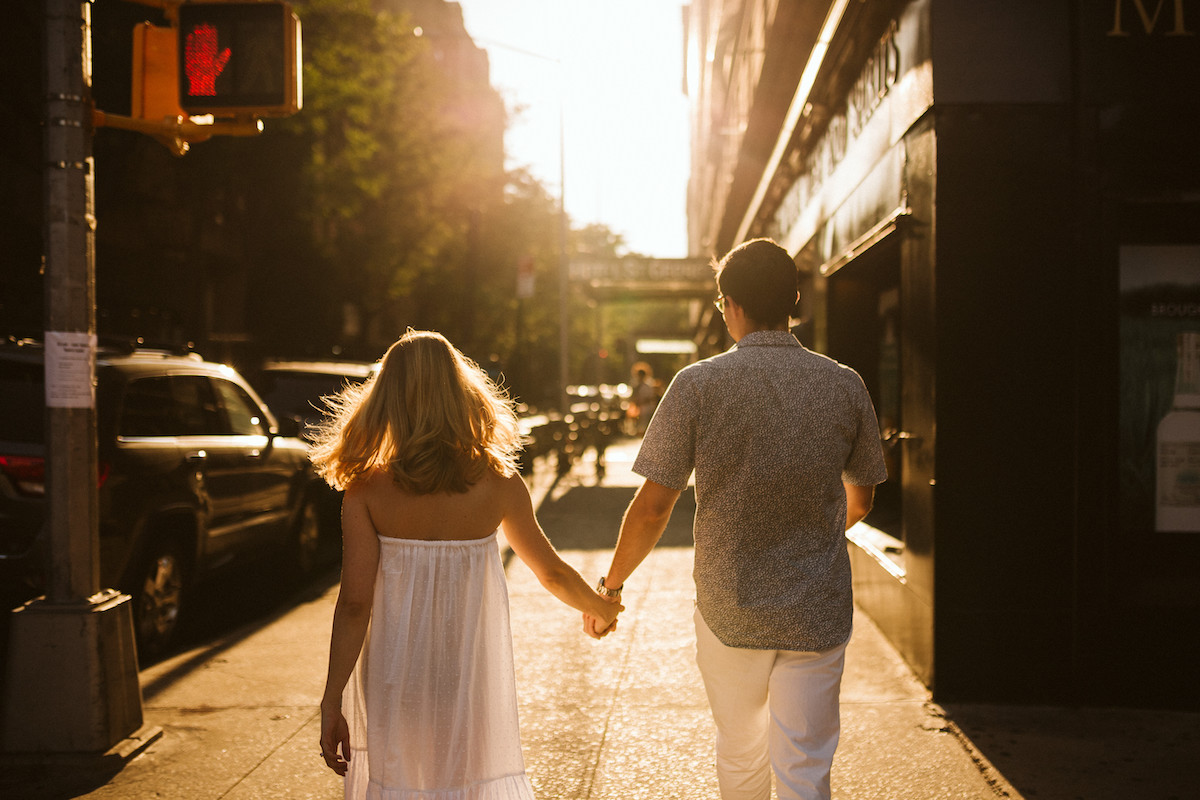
{"left": 454, "top": 0, "right": 691, "bottom": 258}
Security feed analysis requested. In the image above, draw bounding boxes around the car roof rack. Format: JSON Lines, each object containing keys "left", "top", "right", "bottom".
{"left": 98, "top": 336, "right": 199, "bottom": 358}
{"left": 2, "top": 336, "right": 202, "bottom": 361}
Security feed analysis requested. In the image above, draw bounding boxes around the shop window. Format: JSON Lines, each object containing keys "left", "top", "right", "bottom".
{"left": 825, "top": 236, "right": 905, "bottom": 568}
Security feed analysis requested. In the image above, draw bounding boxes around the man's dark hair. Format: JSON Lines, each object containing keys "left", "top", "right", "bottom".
{"left": 714, "top": 238, "right": 798, "bottom": 325}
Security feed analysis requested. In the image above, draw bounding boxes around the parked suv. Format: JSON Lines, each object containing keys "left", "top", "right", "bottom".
{"left": 0, "top": 339, "right": 323, "bottom": 654}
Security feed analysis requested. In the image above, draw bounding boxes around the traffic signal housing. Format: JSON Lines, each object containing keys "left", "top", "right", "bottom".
{"left": 177, "top": 1, "right": 302, "bottom": 117}
{"left": 133, "top": 22, "right": 184, "bottom": 121}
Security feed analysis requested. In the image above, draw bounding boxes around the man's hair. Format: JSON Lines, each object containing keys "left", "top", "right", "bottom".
{"left": 308, "top": 329, "right": 521, "bottom": 493}
{"left": 714, "top": 238, "right": 798, "bottom": 325}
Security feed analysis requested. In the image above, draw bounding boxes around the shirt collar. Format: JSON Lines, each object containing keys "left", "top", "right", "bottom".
{"left": 734, "top": 330, "right": 800, "bottom": 349}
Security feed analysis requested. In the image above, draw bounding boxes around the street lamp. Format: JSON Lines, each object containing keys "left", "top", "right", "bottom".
{"left": 474, "top": 37, "right": 571, "bottom": 411}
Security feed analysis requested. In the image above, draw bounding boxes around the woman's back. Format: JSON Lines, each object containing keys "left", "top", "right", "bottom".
{"left": 352, "top": 467, "right": 509, "bottom": 542}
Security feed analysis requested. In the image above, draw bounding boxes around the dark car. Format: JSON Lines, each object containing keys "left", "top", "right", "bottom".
{"left": 0, "top": 340, "right": 323, "bottom": 654}
{"left": 248, "top": 359, "right": 379, "bottom": 536}
{"left": 250, "top": 359, "right": 378, "bottom": 436}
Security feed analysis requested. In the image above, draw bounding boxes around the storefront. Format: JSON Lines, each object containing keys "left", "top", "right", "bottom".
{"left": 689, "top": 0, "right": 1200, "bottom": 707}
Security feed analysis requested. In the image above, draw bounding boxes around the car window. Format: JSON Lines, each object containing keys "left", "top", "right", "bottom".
{"left": 0, "top": 360, "right": 45, "bottom": 444}
{"left": 212, "top": 379, "right": 266, "bottom": 436}
{"left": 120, "top": 375, "right": 223, "bottom": 436}
{"left": 256, "top": 371, "right": 363, "bottom": 422}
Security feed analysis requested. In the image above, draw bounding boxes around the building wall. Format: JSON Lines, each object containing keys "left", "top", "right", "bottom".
{"left": 688, "top": 0, "right": 1200, "bottom": 708}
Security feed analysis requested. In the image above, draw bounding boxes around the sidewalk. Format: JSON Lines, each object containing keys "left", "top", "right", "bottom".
{"left": 7, "top": 438, "right": 1196, "bottom": 799}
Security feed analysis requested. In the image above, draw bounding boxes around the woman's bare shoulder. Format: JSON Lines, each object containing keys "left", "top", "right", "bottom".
{"left": 492, "top": 469, "right": 531, "bottom": 506}
{"left": 344, "top": 466, "right": 395, "bottom": 499}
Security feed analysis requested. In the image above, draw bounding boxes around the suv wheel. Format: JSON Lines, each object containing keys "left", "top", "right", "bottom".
{"left": 289, "top": 498, "right": 321, "bottom": 577}
{"left": 133, "top": 542, "right": 186, "bottom": 656}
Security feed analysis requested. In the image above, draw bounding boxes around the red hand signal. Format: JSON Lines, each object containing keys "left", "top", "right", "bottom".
{"left": 184, "top": 23, "right": 232, "bottom": 97}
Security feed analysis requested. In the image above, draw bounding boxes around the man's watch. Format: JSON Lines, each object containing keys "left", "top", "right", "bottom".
{"left": 596, "top": 577, "right": 623, "bottom": 597}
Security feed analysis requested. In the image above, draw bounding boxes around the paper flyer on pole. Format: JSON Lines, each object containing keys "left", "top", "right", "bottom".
{"left": 45, "top": 331, "right": 97, "bottom": 409}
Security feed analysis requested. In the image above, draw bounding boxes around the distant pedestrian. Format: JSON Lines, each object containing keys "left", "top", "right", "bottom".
{"left": 585, "top": 239, "right": 888, "bottom": 800}
{"left": 626, "top": 363, "right": 660, "bottom": 434}
{"left": 311, "top": 329, "right": 622, "bottom": 798}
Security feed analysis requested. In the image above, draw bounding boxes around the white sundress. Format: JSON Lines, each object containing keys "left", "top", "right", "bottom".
{"left": 342, "top": 531, "right": 535, "bottom": 800}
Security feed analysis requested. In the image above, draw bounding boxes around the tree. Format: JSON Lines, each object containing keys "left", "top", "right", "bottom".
{"left": 17, "top": 0, "right": 648, "bottom": 405}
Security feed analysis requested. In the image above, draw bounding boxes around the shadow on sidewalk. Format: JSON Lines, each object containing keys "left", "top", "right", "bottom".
{"left": 941, "top": 703, "right": 1200, "bottom": 800}
{"left": 140, "top": 564, "right": 339, "bottom": 699}
{"left": 536, "top": 485, "right": 697, "bottom": 550}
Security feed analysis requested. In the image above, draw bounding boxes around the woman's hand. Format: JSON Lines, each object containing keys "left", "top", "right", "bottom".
{"left": 583, "top": 613, "right": 618, "bottom": 638}
{"left": 319, "top": 702, "right": 352, "bottom": 776}
{"left": 583, "top": 592, "right": 623, "bottom": 639}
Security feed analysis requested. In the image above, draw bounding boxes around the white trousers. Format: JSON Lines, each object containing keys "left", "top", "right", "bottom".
{"left": 694, "top": 606, "right": 846, "bottom": 800}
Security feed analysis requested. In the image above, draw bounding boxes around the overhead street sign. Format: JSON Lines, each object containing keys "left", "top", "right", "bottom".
{"left": 569, "top": 257, "right": 712, "bottom": 284}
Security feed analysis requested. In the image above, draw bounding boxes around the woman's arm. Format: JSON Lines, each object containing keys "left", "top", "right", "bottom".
{"left": 319, "top": 483, "right": 380, "bottom": 776}
{"left": 499, "top": 472, "right": 624, "bottom": 627}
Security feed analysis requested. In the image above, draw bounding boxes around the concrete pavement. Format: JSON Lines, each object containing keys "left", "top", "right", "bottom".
{"left": 4, "top": 437, "right": 1196, "bottom": 799}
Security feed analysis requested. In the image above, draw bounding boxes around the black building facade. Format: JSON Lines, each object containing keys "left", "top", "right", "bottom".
{"left": 686, "top": 0, "right": 1200, "bottom": 708}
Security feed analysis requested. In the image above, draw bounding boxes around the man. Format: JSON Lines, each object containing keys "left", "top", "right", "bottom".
{"left": 588, "top": 239, "right": 888, "bottom": 800}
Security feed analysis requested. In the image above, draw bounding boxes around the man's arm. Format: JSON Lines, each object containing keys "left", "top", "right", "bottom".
{"left": 844, "top": 482, "right": 875, "bottom": 529}
{"left": 606, "top": 478, "right": 682, "bottom": 588}
{"left": 585, "top": 478, "right": 681, "bottom": 638}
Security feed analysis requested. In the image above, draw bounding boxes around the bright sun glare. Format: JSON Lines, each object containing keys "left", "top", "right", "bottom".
{"left": 457, "top": 0, "right": 690, "bottom": 259}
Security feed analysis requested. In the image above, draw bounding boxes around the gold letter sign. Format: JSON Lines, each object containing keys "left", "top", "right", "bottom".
{"left": 1109, "top": 0, "right": 1195, "bottom": 36}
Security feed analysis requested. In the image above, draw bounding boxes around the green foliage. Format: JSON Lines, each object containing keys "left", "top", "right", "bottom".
{"left": 280, "top": 0, "right": 451, "bottom": 322}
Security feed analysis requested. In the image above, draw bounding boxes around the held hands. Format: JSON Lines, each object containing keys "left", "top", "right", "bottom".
{"left": 583, "top": 578, "right": 623, "bottom": 640}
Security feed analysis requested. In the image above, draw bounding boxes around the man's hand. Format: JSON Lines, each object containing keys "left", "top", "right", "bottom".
{"left": 583, "top": 592, "right": 622, "bottom": 639}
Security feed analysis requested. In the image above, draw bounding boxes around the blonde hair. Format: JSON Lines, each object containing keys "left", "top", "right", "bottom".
{"left": 309, "top": 330, "right": 521, "bottom": 493}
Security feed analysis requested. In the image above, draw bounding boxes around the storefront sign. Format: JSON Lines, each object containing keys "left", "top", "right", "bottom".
{"left": 848, "top": 20, "right": 902, "bottom": 138}
{"left": 1083, "top": 0, "right": 1199, "bottom": 103}
{"left": 770, "top": 18, "right": 909, "bottom": 246}
{"left": 569, "top": 257, "right": 712, "bottom": 284}
{"left": 1107, "top": 0, "right": 1193, "bottom": 36}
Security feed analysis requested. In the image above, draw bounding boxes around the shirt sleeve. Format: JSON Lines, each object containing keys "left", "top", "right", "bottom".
{"left": 631, "top": 368, "right": 698, "bottom": 491}
{"left": 842, "top": 374, "right": 889, "bottom": 487}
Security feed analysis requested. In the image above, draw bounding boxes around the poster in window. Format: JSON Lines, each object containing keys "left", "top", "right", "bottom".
{"left": 1119, "top": 245, "right": 1200, "bottom": 534}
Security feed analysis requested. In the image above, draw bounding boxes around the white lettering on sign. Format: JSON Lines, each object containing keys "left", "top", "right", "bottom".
{"left": 45, "top": 331, "right": 97, "bottom": 409}
{"left": 1152, "top": 302, "right": 1200, "bottom": 317}
{"left": 569, "top": 258, "right": 713, "bottom": 284}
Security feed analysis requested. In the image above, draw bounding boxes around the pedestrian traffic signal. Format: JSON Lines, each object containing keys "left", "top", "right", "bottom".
{"left": 177, "top": 1, "right": 302, "bottom": 117}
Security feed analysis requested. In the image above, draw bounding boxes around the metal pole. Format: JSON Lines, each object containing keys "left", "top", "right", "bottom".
{"left": 558, "top": 95, "right": 570, "bottom": 412}
{"left": 44, "top": 0, "right": 99, "bottom": 604}
{"left": 1, "top": 0, "right": 152, "bottom": 757}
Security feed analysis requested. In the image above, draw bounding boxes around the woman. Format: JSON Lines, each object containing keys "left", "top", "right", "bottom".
{"left": 311, "top": 330, "right": 622, "bottom": 798}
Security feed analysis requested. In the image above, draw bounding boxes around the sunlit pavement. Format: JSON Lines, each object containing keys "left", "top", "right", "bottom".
{"left": 6, "top": 437, "right": 1197, "bottom": 799}
{"left": 506, "top": 439, "right": 720, "bottom": 799}
{"left": 508, "top": 439, "right": 1008, "bottom": 800}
